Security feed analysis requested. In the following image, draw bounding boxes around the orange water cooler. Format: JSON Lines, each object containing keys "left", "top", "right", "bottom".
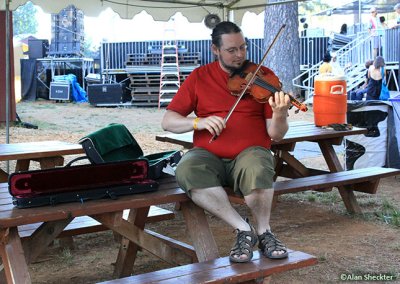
{"left": 313, "top": 74, "right": 347, "bottom": 127}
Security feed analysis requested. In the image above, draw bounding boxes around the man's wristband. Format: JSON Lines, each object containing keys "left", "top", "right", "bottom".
{"left": 193, "top": 117, "right": 200, "bottom": 130}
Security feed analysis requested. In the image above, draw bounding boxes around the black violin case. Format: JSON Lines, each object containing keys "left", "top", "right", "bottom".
{"left": 8, "top": 159, "right": 158, "bottom": 208}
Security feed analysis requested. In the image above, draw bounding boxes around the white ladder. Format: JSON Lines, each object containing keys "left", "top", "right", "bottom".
{"left": 158, "top": 24, "right": 181, "bottom": 108}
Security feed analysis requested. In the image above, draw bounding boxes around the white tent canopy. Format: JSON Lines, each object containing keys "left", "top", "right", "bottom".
{"left": 0, "top": 0, "right": 303, "bottom": 24}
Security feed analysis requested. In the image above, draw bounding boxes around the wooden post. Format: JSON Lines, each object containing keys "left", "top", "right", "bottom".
{"left": 0, "top": 10, "right": 16, "bottom": 124}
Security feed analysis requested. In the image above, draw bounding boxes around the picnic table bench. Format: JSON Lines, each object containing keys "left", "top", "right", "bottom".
{"left": 98, "top": 250, "right": 317, "bottom": 284}
{"left": 226, "top": 167, "right": 400, "bottom": 205}
{"left": 16, "top": 207, "right": 175, "bottom": 239}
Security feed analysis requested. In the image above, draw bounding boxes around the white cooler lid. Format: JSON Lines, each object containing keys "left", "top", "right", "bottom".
{"left": 315, "top": 74, "right": 346, "bottom": 81}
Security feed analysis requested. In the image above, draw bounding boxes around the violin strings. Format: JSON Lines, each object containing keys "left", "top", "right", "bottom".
{"left": 254, "top": 77, "right": 305, "bottom": 108}
{"left": 254, "top": 77, "right": 278, "bottom": 93}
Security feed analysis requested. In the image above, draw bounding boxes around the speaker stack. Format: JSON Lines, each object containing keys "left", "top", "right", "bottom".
{"left": 49, "top": 5, "right": 84, "bottom": 57}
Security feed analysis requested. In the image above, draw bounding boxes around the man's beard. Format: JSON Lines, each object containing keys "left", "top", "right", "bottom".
{"left": 219, "top": 56, "right": 244, "bottom": 74}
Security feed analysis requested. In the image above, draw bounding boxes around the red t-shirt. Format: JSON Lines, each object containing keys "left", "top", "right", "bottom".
{"left": 167, "top": 61, "right": 273, "bottom": 159}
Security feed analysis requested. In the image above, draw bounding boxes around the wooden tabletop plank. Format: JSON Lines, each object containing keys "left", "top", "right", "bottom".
{"left": 0, "top": 141, "right": 84, "bottom": 161}
{"left": 155, "top": 122, "right": 368, "bottom": 149}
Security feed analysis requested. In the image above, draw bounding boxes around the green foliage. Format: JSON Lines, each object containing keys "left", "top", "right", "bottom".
{"left": 12, "top": 2, "right": 38, "bottom": 36}
{"left": 299, "top": 1, "right": 330, "bottom": 16}
{"left": 82, "top": 37, "right": 100, "bottom": 59}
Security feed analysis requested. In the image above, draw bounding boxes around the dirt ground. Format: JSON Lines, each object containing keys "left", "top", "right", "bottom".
{"left": 1, "top": 100, "right": 400, "bottom": 284}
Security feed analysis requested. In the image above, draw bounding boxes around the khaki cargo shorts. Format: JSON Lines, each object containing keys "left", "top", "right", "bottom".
{"left": 175, "top": 146, "right": 275, "bottom": 197}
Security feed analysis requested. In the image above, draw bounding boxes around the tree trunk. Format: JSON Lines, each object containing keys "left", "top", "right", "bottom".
{"left": 263, "top": 1, "right": 300, "bottom": 94}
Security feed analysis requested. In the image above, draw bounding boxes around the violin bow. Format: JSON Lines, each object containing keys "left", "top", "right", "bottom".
{"left": 210, "top": 24, "right": 286, "bottom": 143}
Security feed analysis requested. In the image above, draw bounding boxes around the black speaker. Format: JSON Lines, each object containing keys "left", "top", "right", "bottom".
{"left": 50, "top": 5, "right": 84, "bottom": 57}
{"left": 28, "top": 39, "right": 49, "bottom": 59}
{"left": 87, "top": 84, "right": 122, "bottom": 106}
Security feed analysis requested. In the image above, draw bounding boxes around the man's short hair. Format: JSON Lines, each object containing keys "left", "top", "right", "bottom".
{"left": 211, "top": 21, "right": 242, "bottom": 48}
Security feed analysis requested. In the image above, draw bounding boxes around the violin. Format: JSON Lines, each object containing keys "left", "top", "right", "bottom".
{"left": 227, "top": 60, "right": 308, "bottom": 112}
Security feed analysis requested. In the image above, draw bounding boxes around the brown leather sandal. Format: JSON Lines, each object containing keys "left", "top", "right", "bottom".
{"left": 229, "top": 226, "right": 257, "bottom": 263}
{"left": 258, "top": 230, "right": 288, "bottom": 259}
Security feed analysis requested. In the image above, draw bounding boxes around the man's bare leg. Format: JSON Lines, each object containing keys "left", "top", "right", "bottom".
{"left": 191, "top": 186, "right": 257, "bottom": 262}
{"left": 191, "top": 186, "right": 250, "bottom": 231}
{"left": 245, "top": 188, "right": 287, "bottom": 258}
{"left": 244, "top": 188, "right": 274, "bottom": 234}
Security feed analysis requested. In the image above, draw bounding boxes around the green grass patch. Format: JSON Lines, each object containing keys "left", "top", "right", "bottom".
{"left": 297, "top": 191, "right": 341, "bottom": 205}
{"left": 374, "top": 199, "right": 400, "bottom": 227}
{"left": 307, "top": 194, "right": 316, "bottom": 202}
{"left": 59, "top": 248, "right": 74, "bottom": 265}
{"left": 315, "top": 191, "right": 341, "bottom": 205}
{"left": 357, "top": 196, "right": 380, "bottom": 207}
{"left": 317, "top": 254, "right": 327, "bottom": 262}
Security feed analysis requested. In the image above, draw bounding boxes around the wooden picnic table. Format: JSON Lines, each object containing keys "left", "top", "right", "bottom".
{"left": 0, "top": 176, "right": 218, "bottom": 283}
{"left": 156, "top": 121, "right": 373, "bottom": 213}
{"left": 0, "top": 140, "right": 84, "bottom": 182}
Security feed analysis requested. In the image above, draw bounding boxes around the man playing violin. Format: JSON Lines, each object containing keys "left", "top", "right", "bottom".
{"left": 161, "top": 21, "right": 291, "bottom": 263}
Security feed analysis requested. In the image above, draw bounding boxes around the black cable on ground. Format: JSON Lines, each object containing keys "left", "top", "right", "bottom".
{"left": 15, "top": 113, "right": 39, "bottom": 129}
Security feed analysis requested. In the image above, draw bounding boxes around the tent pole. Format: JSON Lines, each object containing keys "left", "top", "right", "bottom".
{"left": 223, "top": 7, "right": 228, "bottom": 21}
{"left": 5, "top": 0, "right": 10, "bottom": 144}
{"left": 398, "top": 29, "right": 400, "bottom": 89}
{"left": 5, "top": 0, "right": 10, "bottom": 174}
{"left": 228, "top": 9, "right": 234, "bottom": 22}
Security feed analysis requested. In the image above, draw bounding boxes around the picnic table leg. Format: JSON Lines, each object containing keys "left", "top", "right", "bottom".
{"left": 318, "top": 140, "right": 362, "bottom": 214}
{"left": 23, "top": 218, "right": 73, "bottom": 264}
{"left": 0, "top": 228, "right": 32, "bottom": 284}
{"left": 15, "top": 159, "right": 30, "bottom": 172}
{"left": 113, "top": 207, "right": 149, "bottom": 278}
{"left": 180, "top": 200, "right": 220, "bottom": 262}
{"left": 272, "top": 149, "right": 312, "bottom": 209}
{"left": 36, "top": 156, "right": 64, "bottom": 169}
{"left": 274, "top": 150, "right": 311, "bottom": 178}
{"left": 0, "top": 170, "right": 8, "bottom": 183}
{"left": 93, "top": 210, "right": 194, "bottom": 275}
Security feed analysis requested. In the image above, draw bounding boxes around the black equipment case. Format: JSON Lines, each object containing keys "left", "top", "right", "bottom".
{"left": 50, "top": 81, "right": 71, "bottom": 101}
{"left": 8, "top": 159, "right": 158, "bottom": 208}
{"left": 87, "top": 84, "right": 123, "bottom": 106}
